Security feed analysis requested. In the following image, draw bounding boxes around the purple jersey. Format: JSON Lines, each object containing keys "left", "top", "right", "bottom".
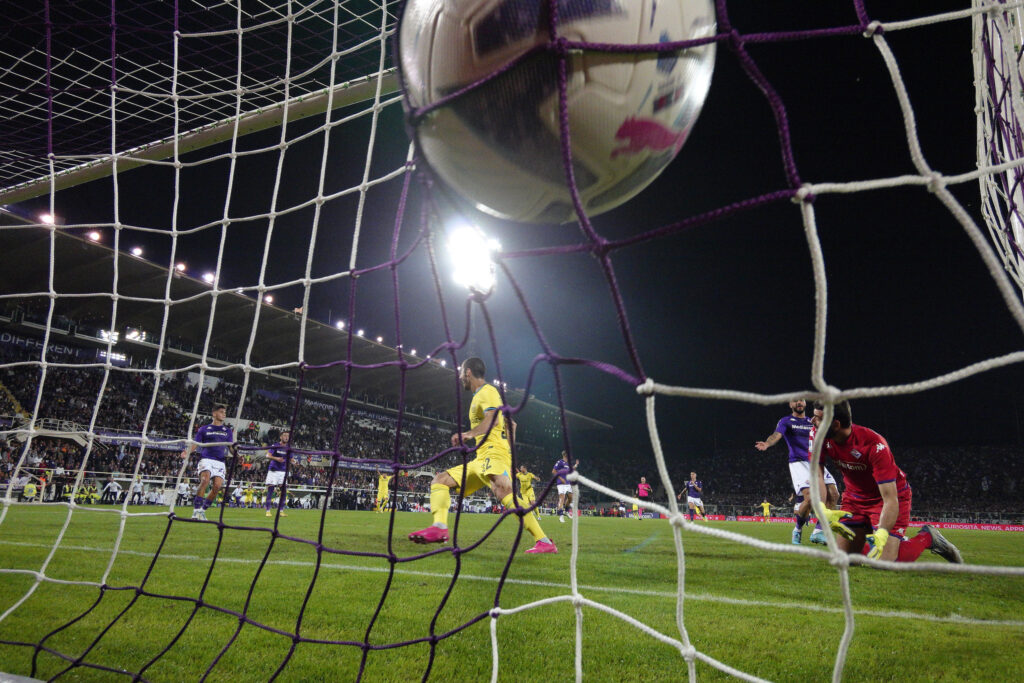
{"left": 195, "top": 423, "right": 233, "bottom": 462}
{"left": 776, "top": 415, "right": 813, "bottom": 463}
{"left": 685, "top": 480, "right": 703, "bottom": 498}
{"left": 266, "top": 443, "right": 291, "bottom": 472}
{"left": 554, "top": 459, "right": 570, "bottom": 484}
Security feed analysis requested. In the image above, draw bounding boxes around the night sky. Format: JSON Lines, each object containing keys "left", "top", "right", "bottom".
{"left": 12, "top": 0, "right": 1024, "bottom": 461}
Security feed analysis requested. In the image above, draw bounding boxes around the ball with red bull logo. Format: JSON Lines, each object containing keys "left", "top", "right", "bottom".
{"left": 398, "top": 0, "right": 716, "bottom": 224}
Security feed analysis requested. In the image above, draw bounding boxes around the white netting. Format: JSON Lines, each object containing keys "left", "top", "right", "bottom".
{"left": 1, "top": 1, "right": 1023, "bottom": 681}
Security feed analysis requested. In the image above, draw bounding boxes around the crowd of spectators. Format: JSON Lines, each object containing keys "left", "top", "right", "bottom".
{"left": 3, "top": 327, "right": 1024, "bottom": 519}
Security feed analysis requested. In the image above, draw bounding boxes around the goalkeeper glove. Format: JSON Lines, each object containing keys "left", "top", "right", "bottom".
{"left": 821, "top": 509, "right": 856, "bottom": 540}
{"left": 866, "top": 528, "right": 889, "bottom": 560}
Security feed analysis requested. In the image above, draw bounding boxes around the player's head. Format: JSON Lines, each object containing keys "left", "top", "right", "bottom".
{"left": 690, "top": 471, "right": 696, "bottom": 479}
{"left": 212, "top": 403, "right": 227, "bottom": 420}
{"left": 561, "top": 450, "right": 567, "bottom": 459}
{"left": 789, "top": 399, "right": 806, "bottom": 416}
{"left": 811, "top": 400, "right": 852, "bottom": 437}
{"left": 279, "top": 430, "right": 290, "bottom": 444}
{"left": 460, "top": 357, "right": 486, "bottom": 389}
{"left": 518, "top": 464, "right": 528, "bottom": 473}
{"left": 640, "top": 476, "right": 646, "bottom": 483}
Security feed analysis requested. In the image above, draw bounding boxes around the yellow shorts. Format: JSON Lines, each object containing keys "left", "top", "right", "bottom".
{"left": 446, "top": 449, "right": 511, "bottom": 497}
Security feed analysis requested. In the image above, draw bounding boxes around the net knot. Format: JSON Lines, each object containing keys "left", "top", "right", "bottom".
{"left": 794, "top": 185, "right": 815, "bottom": 203}
{"left": 681, "top": 645, "right": 697, "bottom": 662}
{"left": 829, "top": 552, "right": 851, "bottom": 569}
{"left": 925, "top": 171, "right": 944, "bottom": 193}
{"left": 489, "top": 607, "right": 502, "bottom": 619}
{"left": 572, "top": 593, "right": 585, "bottom": 608}
{"left": 669, "top": 513, "right": 687, "bottom": 528}
{"left": 636, "top": 378, "right": 655, "bottom": 396}
{"left": 863, "top": 21, "right": 883, "bottom": 38}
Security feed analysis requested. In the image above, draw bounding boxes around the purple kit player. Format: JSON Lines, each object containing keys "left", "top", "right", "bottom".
{"left": 676, "top": 472, "right": 706, "bottom": 521}
{"left": 755, "top": 399, "right": 839, "bottom": 545}
{"left": 181, "top": 404, "right": 235, "bottom": 521}
{"left": 264, "top": 430, "right": 292, "bottom": 517}
{"left": 553, "top": 451, "right": 578, "bottom": 522}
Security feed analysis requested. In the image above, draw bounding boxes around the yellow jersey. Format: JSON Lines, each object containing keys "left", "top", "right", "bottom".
{"left": 516, "top": 471, "right": 538, "bottom": 494}
{"left": 378, "top": 474, "right": 392, "bottom": 493}
{"left": 760, "top": 502, "right": 771, "bottom": 515}
{"left": 469, "top": 384, "right": 509, "bottom": 455}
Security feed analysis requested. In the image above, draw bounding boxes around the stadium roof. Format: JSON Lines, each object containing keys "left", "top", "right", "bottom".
{"left": 0, "top": 212, "right": 611, "bottom": 439}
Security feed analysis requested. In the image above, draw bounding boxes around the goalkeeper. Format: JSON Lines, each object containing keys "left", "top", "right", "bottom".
{"left": 810, "top": 401, "right": 962, "bottom": 564}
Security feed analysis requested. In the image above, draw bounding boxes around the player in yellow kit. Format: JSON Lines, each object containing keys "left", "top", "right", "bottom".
{"left": 376, "top": 471, "right": 393, "bottom": 512}
{"left": 409, "top": 357, "right": 556, "bottom": 553}
{"left": 759, "top": 499, "right": 772, "bottom": 522}
{"left": 516, "top": 465, "right": 541, "bottom": 520}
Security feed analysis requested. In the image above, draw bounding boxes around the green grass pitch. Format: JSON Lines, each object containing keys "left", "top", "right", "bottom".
{"left": 0, "top": 505, "right": 1021, "bottom": 682}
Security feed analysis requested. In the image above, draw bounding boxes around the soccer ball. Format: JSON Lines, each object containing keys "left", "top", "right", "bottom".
{"left": 398, "top": 0, "right": 717, "bottom": 224}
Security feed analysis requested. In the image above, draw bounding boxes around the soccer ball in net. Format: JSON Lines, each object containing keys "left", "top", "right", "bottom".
{"left": 398, "top": 0, "right": 717, "bottom": 224}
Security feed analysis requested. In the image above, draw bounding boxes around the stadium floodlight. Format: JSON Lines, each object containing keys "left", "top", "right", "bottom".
{"left": 440, "top": 360, "right": 446, "bottom": 367}
{"left": 264, "top": 294, "right": 274, "bottom": 304}
{"left": 175, "top": 262, "right": 186, "bottom": 272}
{"left": 99, "top": 330, "right": 119, "bottom": 344}
{"left": 356, "top": 329, "right": 364, "bottom": 337}
{"left": 376, "top": 335, "right": 383, "bottom": 343}
{"left": 39, "top": 213, "right": 55, "bottom": 225}
{"left": 131, "top": 246, "right": 143, "bottom": 256}
{"left": 335, "top": 321, "right": 345, "bottom": 329}
{"left": 410, "top": 349, "right": 416, "bottom": 356}
{"left": 447, "top": 222, "right": 497, "bottom": 293}
{"left": 202, "top": 272, "right": 215, "bottom": 283}
{"left": 87, "top": 230, "right": 101, "bottom": 241}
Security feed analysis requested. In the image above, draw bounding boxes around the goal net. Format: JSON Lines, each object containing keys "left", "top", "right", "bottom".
{"left": 1, "top": 1, "right": 1023, "bottom": 681}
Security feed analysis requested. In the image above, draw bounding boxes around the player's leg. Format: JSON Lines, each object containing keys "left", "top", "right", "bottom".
{"left": 192, "top": 469, "right": 211, "bottom": 519}
{"left": 790, "top": 462, "right": 813, "bottom": 544}
{"left": 265, "top": 485, "right": 276, "bottom": 515}
{"left": 491, "top": 473, "right": 556, "bottom": 554}
{"left": 526, "top": 489, "right": 539, "bottom": 520}
{"left": 687, "top": 500, "right": 695, "bottom": 521}
{"left": 409, "top": 466, "right": 468, "bottom": 542}
{"left": 207, "top": 476, "right": 223, "bottom": 510}
{"left": 557, "top": 491, "right": 566, "bottom": 521}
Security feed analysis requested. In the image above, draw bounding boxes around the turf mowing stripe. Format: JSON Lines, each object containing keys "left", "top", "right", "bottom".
{"left": 1, "top": 540, "right": 1021, "bottom": 628}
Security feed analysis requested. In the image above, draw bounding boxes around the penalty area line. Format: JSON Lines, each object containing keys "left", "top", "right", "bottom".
{"left": 0, "top": 540, "right": 1020, "bottom": 629}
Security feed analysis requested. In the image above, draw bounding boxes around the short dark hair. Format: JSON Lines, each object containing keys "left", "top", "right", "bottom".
{"left": 813, "top": 400, "right": 852, "bottom": 428}
{"left": 213, "top": 403, "right": 228, "bottom": 412}
{"left": 462, "top": 357, "right": 486, "bottom": 379}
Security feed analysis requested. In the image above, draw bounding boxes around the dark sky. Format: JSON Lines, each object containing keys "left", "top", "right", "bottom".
{"left": 15, "top": 0, "right": 1024, "bottom": 457}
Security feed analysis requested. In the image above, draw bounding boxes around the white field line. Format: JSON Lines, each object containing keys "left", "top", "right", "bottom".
{"left": 0, "top": 540, "right": 1021, "bottom": 629}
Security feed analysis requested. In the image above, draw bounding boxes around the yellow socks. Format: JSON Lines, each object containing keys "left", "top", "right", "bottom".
{"left": 430, "top": 484, "right": 451, "bottom": 526}
{"left": 502, "top": 493, "right": 547, "bottom": 542}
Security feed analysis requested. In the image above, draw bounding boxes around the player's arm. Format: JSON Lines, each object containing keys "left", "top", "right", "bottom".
{"left": 266, "top": 450, "right": 286, "bottom": 464}
{"left": 181, "top": 433, "right": 197, "bottom": 459}
{"left": 866, "top": 481, "right": 899, "bottom": 560}
{"left": 452, "top": 407, "right": 500, "bottom": 445}
{"left": 755, "top": 431, "right": 783, "bottom": 451}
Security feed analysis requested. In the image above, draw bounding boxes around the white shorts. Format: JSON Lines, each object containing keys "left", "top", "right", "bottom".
{"left": 687, "top": 496, "right": 703, "bottom": 508}
{"left": 789, "top": 460, "right": 836, "bottom": 495}
{"left": 265, "top": 470, "right": 285, "bottom": 486}
{"left": 197, "top": 458, "right": 226, "bottom": 480}
{"left": 556, "top": 484, "right": 573, "bottom": 495}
